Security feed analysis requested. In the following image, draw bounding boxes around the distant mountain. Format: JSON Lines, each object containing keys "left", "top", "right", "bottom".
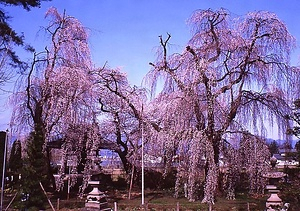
{"left": 266, "top": 138, "right": 298, "bottom": 148}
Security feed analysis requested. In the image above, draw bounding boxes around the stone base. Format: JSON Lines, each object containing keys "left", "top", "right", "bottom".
{"left": 266, "top": 193, "right": 283, "bottom": 210}
{"left": 83, "top": 208, "right": 111, "bottom": 211}
{"left": 85, "top": 202, "right": 101, "bottom": 209}
{"left": 84, "top": 202, "right": 111, "bottom": 211}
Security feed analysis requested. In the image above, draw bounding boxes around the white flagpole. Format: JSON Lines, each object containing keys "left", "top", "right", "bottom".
{"left": 141, "top": 104, "right": 144, "bottom": 206}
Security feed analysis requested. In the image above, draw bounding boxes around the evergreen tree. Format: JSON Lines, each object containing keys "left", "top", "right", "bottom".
{"left": 295, "top": 141, "right": 300, "bottom": 163}
{"left": 19, "top": 131, "right": 48, "bottom": 209}
{"left": 0, "top": 131, "right": 6, "bottom": 185}
{"left": 8, "top": 139, "right": 22, "bottom": 187}
{"left": 0, "top": 0, "right": 49, "bottom": 70}
{"left": 9, "top": 140, "right": 22, "bottom": 172}
{"left": 268, "top": 140, "right": 280, "bottom": 156}
{"left": 287, "top": 99, "right": 300, "bottom": 138}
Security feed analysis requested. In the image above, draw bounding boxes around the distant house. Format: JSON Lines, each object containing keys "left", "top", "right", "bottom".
{"left": 100, "top": 149, "right": 123, "bottom": 169}
{"left": 273, "top": 148, "right": 299, "bottom": 168}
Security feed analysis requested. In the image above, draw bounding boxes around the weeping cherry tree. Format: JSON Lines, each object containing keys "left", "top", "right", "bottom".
{"left": 146, "top": 8, "right": 298, "bottom": 206}
{"left": 10, "top": 7, "right": 97, "bottom": 193}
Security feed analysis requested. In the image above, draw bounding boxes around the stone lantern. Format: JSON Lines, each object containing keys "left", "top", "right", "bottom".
{"left": 84, "top": 149, "right": 111, "bottom": 211}
{"left": 85, "top": 180, "right": 110, "bottom": 210}
{"left": 263, "top": 155, "right": 288, "bottom": 211}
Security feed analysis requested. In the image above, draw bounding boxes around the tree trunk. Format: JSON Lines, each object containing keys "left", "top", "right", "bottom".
{"left": 202, "top": 141, "right": 218, "bottom": 205}
{"left": 128, "top": 165, "right": 135, "bottom": 199}
{"left": 116, "top": 150, "right": 131, "bottom": 174}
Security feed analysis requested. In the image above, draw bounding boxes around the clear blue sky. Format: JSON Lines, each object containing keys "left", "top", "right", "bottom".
{"left": 1, "top": 0, "right": 300, "bottom": 136}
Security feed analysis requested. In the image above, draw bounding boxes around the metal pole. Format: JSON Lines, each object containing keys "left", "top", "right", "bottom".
{"left": 67, "top": 166, "right": 70, "bottom": 200}
{"left": 0, "top": 130, "right": 8, "bottom": 211}
{"left": 141, "top": 105, "right": 144, "bottom": 206}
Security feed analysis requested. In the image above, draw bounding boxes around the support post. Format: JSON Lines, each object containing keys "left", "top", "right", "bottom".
{"left": 39, "top": 182, "right": 55, "bottom": 211}
{"left": 114, "top": 202, "right": 117, "bottom": 211}
{"left": 57, "top": 198, "right": 60, "bottom": 210}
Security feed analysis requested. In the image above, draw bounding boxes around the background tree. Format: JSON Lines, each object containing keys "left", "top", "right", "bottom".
{"left": 287, "top": 99, "right": 300, "bottom": 138}
{"left": 1, "top": 0, "right": 47, "bottom": 9}
{"left": 147, "top": 8, "right": 297, "bottom": 207}
{"left": 267, "top": 140, "right": 280, "bottom": 156}
{"left": 287, "top": 99, "right": 300, "bottom": 163}
{"left": 0, "top": 0, "right": 49, "bottom": 85}
{"left": 295, "top": 141, "right": 300, "bottom": 163}
{"left": 0, "top": 131, "right": 6, "bottom": 184}
{"left": 95, "top": 67, "right": 146, "bottom": 174}
{"left": 238, "top": 134, "right": 270, "bottom": 195}
{"left": 8, "top": 139, "right": 22, "bottom": 185}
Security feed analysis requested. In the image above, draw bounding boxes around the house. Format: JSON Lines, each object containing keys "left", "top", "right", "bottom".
{"left": 273, "top": 149, "right": 299, "bottom": 168}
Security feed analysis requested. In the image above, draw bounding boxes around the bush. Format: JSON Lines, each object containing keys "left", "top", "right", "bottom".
{"left": 279, "top": 168, "right": 300, "bottom": 211}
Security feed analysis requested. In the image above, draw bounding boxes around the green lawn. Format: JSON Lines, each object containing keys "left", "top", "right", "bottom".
{"left": 110, "top": 191, "right": 266, "bottom": 211}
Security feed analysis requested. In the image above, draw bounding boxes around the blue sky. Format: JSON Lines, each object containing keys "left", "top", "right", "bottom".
{"left": 1, "top": 0, "right": 300, "bottom": 136}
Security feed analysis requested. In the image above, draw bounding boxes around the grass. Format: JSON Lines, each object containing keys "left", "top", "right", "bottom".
{"left": 3, "top": 189, "right": 267, "bottom": 210}
{"left": 109, "top": 190, "right": 267, "bottom": 211}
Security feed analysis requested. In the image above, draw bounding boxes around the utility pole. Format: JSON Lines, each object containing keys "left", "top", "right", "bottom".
{"left": 0, "top": 130, "right": 8, "bottom": 211}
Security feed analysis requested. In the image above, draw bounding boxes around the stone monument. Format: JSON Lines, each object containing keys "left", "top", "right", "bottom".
{"left": 84, "top": 150, "right": 111, "bottom": 211}
{"left": 263, "top": 155, "right": 289, "bottom": 211}
{"left": 85, "top": 180, "right": 110, "bottom": 210}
